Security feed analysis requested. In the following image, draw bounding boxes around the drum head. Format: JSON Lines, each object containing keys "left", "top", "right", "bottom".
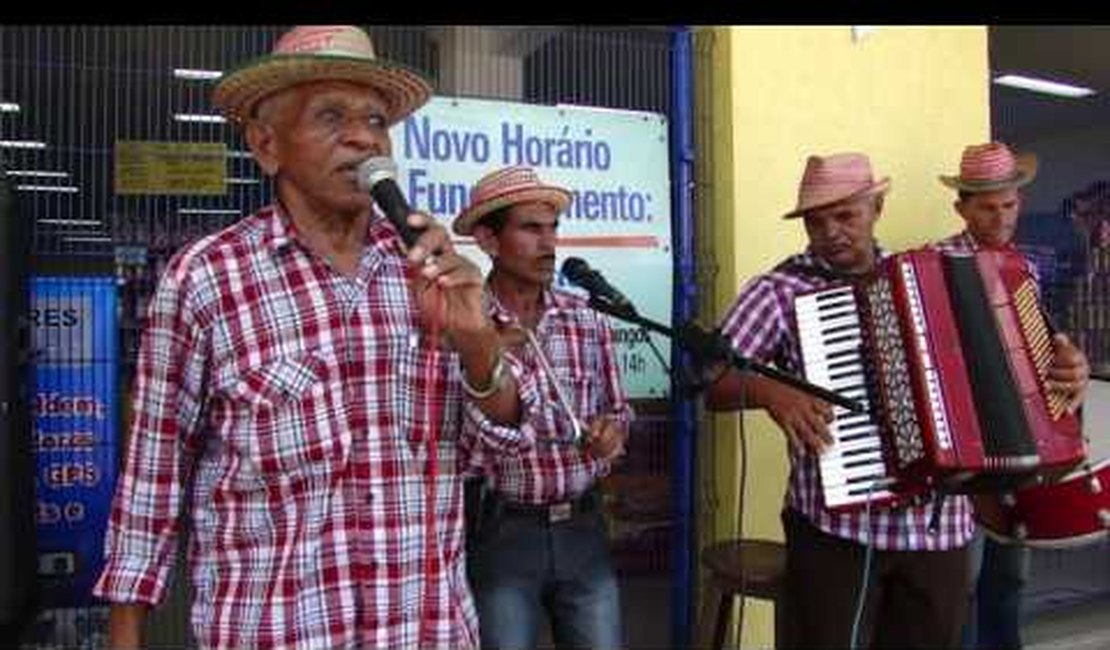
{"left": 1082, "top": 378, "right": 1110, "bottom": 463}
{"left": 976, "top": 378, "right": 1110, "bottom": 547}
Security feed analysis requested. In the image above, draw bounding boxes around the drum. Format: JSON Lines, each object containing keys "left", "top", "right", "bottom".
{"left": 975, "top": 378, "right": 1110, "bottom": 548}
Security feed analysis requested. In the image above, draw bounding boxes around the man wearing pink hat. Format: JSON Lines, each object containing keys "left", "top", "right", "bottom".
{"left": 933, "top": 142, "right": 1087, "bottom": 415}
{"left": 704, "top": 152, "right": 973, "bottom": 648}
{"left": 93, "top": 26, "right": 544, "bottom": 649}
{"left": 934, "top": 142, "right": 1090, "bottom": 650}
{"left": 453, "top": 165, "right": 632, "bottom": 650}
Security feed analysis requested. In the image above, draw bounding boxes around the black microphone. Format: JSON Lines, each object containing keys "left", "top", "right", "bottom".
{"left": 357, "top": 156, "right": 424, "bottom": 247}
{"left": 561, "top": 257, "right": 635, "bottom": 312}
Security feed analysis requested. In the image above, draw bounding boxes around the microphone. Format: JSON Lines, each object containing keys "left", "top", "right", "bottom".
{"left": 561, "top": 257, "right": 635, "bottom": 313}
{"left": 357, "top": 156, "right": 424, "bottom": 247}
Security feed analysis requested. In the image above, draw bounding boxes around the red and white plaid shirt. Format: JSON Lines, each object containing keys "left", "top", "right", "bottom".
{"left": 467, "top": 287, "right": 633, "bottom": 504}
{"left": 93, "top": 205, "right": 541, "bottom": 649}
{"left": 719, "top": 245, "right": 975, "bottom": 551}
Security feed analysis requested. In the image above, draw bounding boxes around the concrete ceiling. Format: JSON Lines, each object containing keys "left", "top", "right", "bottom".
{"left": 989, "top": 26, "right": 1110, "bottom": 143}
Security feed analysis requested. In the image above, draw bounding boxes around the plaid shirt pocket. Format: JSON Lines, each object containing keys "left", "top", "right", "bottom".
{"left": 230, "top": 348, "right": 349, "bottom": 482}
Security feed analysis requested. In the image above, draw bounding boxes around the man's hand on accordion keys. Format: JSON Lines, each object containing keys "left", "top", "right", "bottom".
{"left": 1047, "top": 332, "right": 1091, "bottom": 414}
{"left": 760, "top": 380, "right": 837, "bottom": 456}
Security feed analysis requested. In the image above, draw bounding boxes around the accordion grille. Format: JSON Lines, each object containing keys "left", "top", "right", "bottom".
{"left": 1012, "top": 279, "right": 1068, "bottom": 419}
{"left": 864, "top": 276, "right": 926, "bottom": 468}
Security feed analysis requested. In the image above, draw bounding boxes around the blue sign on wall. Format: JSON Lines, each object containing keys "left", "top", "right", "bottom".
{"left": 31, "top": 276, "right": 118, "bottom": 607}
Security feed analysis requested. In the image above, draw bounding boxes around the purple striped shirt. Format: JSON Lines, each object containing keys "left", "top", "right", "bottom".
{"left": 719, "top": 246, "right": 974, "bottom": 551}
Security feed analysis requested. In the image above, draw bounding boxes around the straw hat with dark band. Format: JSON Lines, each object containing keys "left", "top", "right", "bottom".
{"left": 939, "top": 142, "right": 1038, "bottom": 193}
{"left": 453, "top": 166, "right": 573, "bottom": 236}
{"left": 211, "top": 25, "right": 432, "bottom": 125}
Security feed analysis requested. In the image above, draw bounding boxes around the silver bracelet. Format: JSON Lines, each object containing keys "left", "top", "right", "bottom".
{"left": 461, "top": 353, "right": 506, "bottom": 400}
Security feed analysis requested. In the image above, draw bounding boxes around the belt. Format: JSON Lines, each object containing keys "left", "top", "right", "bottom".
{"left": 492, "top": 488, "right": 599, "bottom": 524}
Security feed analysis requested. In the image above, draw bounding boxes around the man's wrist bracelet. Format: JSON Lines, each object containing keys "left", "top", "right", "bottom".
{"left": 461, "top": 353, "right": 506, "bottom": 400}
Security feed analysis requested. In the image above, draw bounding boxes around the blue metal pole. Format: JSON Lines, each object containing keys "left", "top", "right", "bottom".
{"left": 669, "top": 25, "right": 697, "bottom": 650}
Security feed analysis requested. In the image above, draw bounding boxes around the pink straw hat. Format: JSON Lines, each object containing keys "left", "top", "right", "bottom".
{"left": 939, "top": 142, "right": 1038, "bottom": 192}
{"left": 783, "top": 152, "right": 891, "bottom": 219}
{"left": 453, "top": 166, "right": 573, "bottom": 236}
{"left": 212, "top": 25, "right": 432, "bottom": 125}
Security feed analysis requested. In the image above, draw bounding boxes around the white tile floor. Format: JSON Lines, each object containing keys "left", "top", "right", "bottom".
{"left": 142, "top": 538, "right": 1110, "bottom": 649}
{"left": 611, "top": 536, "right": 1110, "bottom": 649}
{"left": 1025, "top": 596, "right": 1110, "bottom": 650}
{"left": 1022, "top": 540, "right": 1110, "bottom": 650}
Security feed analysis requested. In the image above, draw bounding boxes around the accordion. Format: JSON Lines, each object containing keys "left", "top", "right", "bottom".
{"left": 794, "top": 248, "right": 1085, "bottom": 512}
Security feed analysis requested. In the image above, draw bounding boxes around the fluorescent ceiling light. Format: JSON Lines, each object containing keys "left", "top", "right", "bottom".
{"left": 173, "top": 113, "right": 227, "bottom": 124}
{"left": 178, "top": 208, "right": 240, "bottom": 215}
{"left": 16, "top": 185, "right": 79, "bottom": 193}
{"left": 39, "top": 219, "right": 101, "bottom": 226}
{"left": 0, "top": 102, "right": 19, "bottom": 113}
{"left": 993, "top": 74, "right": 1095, "bottom": 98}
{"left": 227, "top": 150, "right": 253, "bottom": 158}
{"left": 173, "top": 68, "right": 223, "bottom": 80}
{"left": 62, "top": 236, "right": 113, "bottom": 243}
{"left": 226, "top": 177, "right": 260, "bottom": 185}
{"left": 1, "top": 140, "right": 46, "bottom": 149}
{"left": 8, "top": 170, "right": 69, "bottom": 178}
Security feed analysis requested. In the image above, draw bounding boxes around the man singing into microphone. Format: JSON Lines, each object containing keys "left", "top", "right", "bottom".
{"left": 93, "top": 26, "right": 543, "bottom": 649}
{"left": 453, "top": 165, "right": 633, "bottom": 650}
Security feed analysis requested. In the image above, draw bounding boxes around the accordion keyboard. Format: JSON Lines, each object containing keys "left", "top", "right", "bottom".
{"left": 796, "top": 286, "right": 898, "bottom": 510}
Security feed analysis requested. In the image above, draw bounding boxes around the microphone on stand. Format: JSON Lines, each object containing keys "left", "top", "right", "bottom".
{"left": 357, "top": 156, "right": 424, "bottom": 247}
{"left": 560, "top": 257, "right": 636, "bottom": 314}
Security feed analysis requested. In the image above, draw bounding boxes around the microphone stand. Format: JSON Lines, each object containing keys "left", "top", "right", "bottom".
{"left": 588, "top": 295, "right": 865, "bottom": 413}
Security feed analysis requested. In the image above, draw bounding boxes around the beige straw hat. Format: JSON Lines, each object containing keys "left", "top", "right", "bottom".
{"left": 783, "top": 153, "right": 891, "bottom": 219}
{"left": 212, "top": 25, "right": 432, "bottom": 125}
{"left": 453, "top": 166, "right": 573, "bottom": 236}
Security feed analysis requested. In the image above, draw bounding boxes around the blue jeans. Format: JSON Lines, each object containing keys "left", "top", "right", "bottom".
{"left": 469, "top": 494, "right": 622, "bottom": 650}
{"left": 962, "top": 528, "right": 1029, "bottom": 649}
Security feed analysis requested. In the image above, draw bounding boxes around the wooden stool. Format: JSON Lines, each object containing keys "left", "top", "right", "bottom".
{"left": 696, "top": 539, "right": 787, "bottom": 649}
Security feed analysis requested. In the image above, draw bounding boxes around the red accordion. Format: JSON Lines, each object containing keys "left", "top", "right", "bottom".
{"left": 795, "top": 248, "right": 1085, "bottom": 512}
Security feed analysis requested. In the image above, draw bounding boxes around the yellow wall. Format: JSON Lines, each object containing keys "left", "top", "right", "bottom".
{"left": 694, "top": 25, "right": 990, "bottom": 648}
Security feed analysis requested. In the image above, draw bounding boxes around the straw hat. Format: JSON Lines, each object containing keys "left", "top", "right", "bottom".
{"left": 211, "top": 25, "right": 432, "bottom": 125}
{"left": 453, "top": 166, "right": 573, "bottom": 236}
{"left": 783, "top": 153, "right": 891, "bottom": 219}
{"left": 939, "top": 142, "right": 1038, "bottom": 193}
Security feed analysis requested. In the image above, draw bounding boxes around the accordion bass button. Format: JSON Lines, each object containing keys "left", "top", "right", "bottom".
{"left": 1000, "top": 492, "right": 1017, "bottom": 507}
{"left": 1013, "top": 523, "right": 1029, "bottom": 540}
{"left": 1088, "top": 475, "right": 1103, "bottom": 495}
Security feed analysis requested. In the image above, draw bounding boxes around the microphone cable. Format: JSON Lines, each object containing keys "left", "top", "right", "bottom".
{"left": 641, "top": 326, "right": 671, "bottom": 378}
{"left": 849, "top": 480, "right": 881, "bottom": 650}
{"left": 735, "top": 390, "right": 749, "bottom": 644}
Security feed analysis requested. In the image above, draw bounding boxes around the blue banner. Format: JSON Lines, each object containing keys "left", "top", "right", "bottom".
{"left": 31, "top": 277, "right": 119, "bottom": 608}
